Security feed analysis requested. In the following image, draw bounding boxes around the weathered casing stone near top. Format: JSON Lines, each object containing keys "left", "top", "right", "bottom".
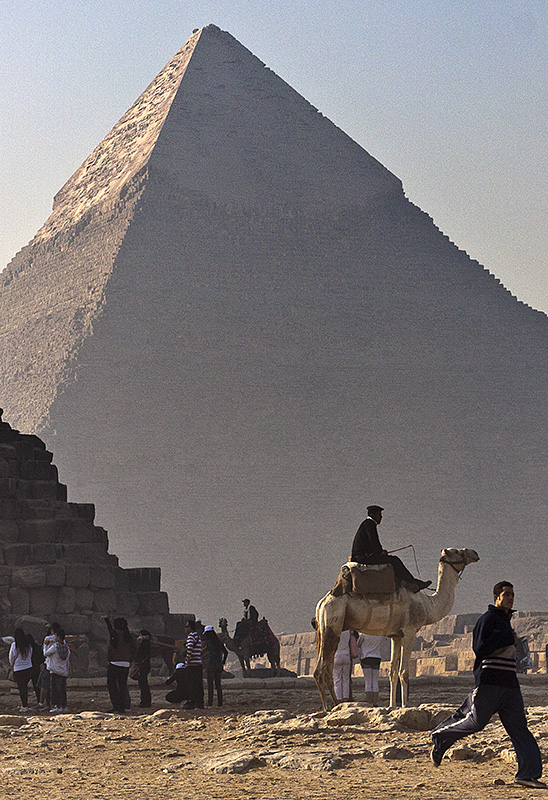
{"left": 0, "top": 410, "right": 188, "bottom": 674}
{"left": 0, "top": 25, "right": 548, "bottom": 628}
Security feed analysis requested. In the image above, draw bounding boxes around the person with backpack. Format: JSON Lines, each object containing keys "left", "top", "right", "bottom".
{"left": 9, "top": 628, "right": 33, "bottom": 712}
{"left": 43, "top": 628, "right": 70, "bottom": 713}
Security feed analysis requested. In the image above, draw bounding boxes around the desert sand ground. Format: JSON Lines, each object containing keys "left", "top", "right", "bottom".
{"left": 0, "top": 676, "right": 546, "bottom": 800}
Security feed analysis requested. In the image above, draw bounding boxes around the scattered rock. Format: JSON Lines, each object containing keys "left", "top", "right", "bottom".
{"left": 260, "top": 748, "right": 343, "bottom": 771}
{"left": 448, "top": 746, "right": 478, "bottom": 761}
{"left": 148, "top": 709, "right": 174, "bottom": 720}
{"left": 379, "top": 746, "right": 414, "bottom": 760}
{"left": 323, "top": 703, "right": 369, "bottom": 727}
{"left": 493, "top": 778, "right": 506, "bottom": 785}
{"left": 0, "top": 716, "right": 28, "bottom": 728}
{"left": 391, "top": 708, "right": 430, "bottom": 731}
{"left": 200, "top": 750, "right": 262, "bottom": 774}
{"left": 498, "top": 748, "right": 516, "bottom": 763}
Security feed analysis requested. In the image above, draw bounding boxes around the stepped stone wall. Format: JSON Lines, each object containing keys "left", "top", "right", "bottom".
{"left": 0, "top": 409, "right": 188, "bottom": 675}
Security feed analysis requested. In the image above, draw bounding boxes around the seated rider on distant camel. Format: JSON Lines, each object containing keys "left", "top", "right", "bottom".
{"left": 351, "top": 505, "right": 431, "bottom": 593}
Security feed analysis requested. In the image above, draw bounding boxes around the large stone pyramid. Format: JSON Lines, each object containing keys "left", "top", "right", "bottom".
{"left": 1, "top": 25, "right": 547, "bottom": 629}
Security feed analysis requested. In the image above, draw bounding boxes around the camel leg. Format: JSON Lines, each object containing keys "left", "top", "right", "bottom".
{"left": 389, "top": 636, "right": 402, "bottom": 707}
{"left": 314, "top": 626, "right": 340, "bottom": 710}
{"left": 398, "top": 630, "right": 416, "bottom": 708}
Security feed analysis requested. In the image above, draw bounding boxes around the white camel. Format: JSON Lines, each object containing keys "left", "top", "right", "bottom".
{"left": 314, "top": 547, "right": 479, "bottom": 709}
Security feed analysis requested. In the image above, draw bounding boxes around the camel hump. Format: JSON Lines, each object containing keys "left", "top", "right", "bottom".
{"left": 331, "top": 562, "right": 396, "bottom": 597}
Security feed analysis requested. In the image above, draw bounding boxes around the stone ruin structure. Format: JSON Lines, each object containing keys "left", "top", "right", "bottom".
{"left": 0, "top": 409, "right": 187, "bottom": 675}
{"left": 1, "top": 25, "right": 548, "bottom": 630}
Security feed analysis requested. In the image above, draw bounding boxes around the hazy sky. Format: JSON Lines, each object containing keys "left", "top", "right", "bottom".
{"left": 1, "top": 0, "right": 547, "bottom": 312}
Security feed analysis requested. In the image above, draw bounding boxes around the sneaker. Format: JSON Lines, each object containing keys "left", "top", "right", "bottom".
{"left": 17, "top": 706, "right": 29, "bottom": 713}
{"left": 514, "top": 778, "right": 548, "bottom": 789}
{"left": 430, "top": 746, "right": 443, "bottom": 767}
{"left": 49, "top": 706, "right": 61, "bottom": 714}
{"left": 61, "top": 707, "right": 69, "bottom": 713}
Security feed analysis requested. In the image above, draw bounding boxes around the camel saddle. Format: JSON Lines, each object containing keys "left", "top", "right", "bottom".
{"left": 332, "top": 561, "right": 396, "bottom": 597}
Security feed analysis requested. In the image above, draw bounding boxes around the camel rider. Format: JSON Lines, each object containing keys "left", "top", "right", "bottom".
{"left": 242, "top": 599, "right": 259, "bottom": 624}
{"left": 351, "top": 505, "right": 431, "bottom": 592}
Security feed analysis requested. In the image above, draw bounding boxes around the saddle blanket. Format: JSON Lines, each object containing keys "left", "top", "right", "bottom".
{"left": 331, "top": 561, "right": 396, "bottom": 597}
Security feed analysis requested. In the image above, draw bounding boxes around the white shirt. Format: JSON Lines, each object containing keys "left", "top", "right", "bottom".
{"left": 358, "top": 633, "right": 384, "bottom": 659}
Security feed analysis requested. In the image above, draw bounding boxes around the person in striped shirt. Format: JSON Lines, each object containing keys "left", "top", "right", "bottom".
{"left": 181, "top": 619, "right": 204, "bottom": 710}
{"left": 430, "top": 581, "right": 545, "bottom": 789}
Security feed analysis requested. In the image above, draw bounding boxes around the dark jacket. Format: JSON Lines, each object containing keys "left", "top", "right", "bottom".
{"left": 351, "top": 517, "right": 383, "bottom": 563}
{"left": 472, "top": 604, "right": 518, "bottom": 688}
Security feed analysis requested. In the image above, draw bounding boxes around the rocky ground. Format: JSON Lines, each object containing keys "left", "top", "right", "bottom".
{"left": 0, "top": 678, "right": 546, "bottom": 799}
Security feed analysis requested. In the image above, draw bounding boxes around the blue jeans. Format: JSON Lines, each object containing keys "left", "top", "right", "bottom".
{"left": 431, "top": 684, "right": 542, "bottom": 780}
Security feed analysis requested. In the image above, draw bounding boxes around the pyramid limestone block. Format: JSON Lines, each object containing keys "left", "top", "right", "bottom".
{"left": 0, "top": 26, "right": 548, "bottom": 628}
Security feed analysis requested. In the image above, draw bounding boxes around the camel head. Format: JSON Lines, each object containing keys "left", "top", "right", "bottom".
{"left": 440, "top": 547, "right": 479, "bottom": 573}
{"left": 219, "top": 617, "right": 228, "bottom": 630}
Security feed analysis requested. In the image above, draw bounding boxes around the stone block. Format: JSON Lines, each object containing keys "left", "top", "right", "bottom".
{"left": 114, "top": 568, "right": 129, "bottom": 592}
{"left": 83, "top": 543, "right": 109, "bottom": 563}
{"left": 0, "top": 444, "right": 17, "bottom": 460}
{"left": 20, "top": 501, "right": 55, "bottom": 520}
{"left": 18, "top": 519, "right": 57, "bottom": 543}
{"left": 0, "top": 596, "right": 11, "bottom": 615}
{"left": 55, "top": 518, "right": 94, "bottom": 543}
{"left": 137, "top": 615, "right": 165, "bottom": 634}
{"left": 164, "top": 613, "right": 194, "bottom": 639}
{"left": 89, "top": 527, "right": 108, "bottom": 546}
{"left": 0, "top": 478, "right": 16, "bottom": 499}
{"left": 57, "top": 484, "right": 67, "bottom": 502}
{"left": 11, "top": 439, "right": 35, "bottom": 460}
{"left": 29, "top": 587, "right": 58, "bottom": 616}
{"left": 33, "top": 449, "right": 53, "bottom": 463}
{"left": 13, "top": 615, "right": 50, "bottom": 641}
{"left": 90, "top": 565, "right": 115, "bottom": 590}
{"left": 56, "top": 587, "right": 76, "bottom": 614}
{"left": 30, "top": 543, "right": 58, "bottom": 563}
{"left": 65, "top": 564, "right": 90, "bottom": 588}
{"left": 74, "top": 588, "right": 94, "bottom": 612}
{"left": 16, "top": 479, "right": 58, "bottom": 500}
{"left": 92, "top": 589, "right": 117, "bottom": 613}
{"left": 70, "top": 503, "right": 95, "bottom": 522}
{"left": 8, "top": 588, "right": 29, "bottom": 615}
{"left": 0, "top": 500, "right": 21, "bottom": 519}
{"left": 61, "top": 543, "right": 87, "bottom": 561}
{"left": 19, "top": 461, "right": 58, "bottom": 481}
{"left": 138, "top": 592, "right": 169, "bottom": 616}
{"left": 0, "top": 458, "right": 15, "bottom": 478}
{"left": 11, "top": 565, "right": 47, "bottom": 588}
{"left": 114, "top": 592, "right": 139, "bottom": 617}
{"left": 104, "top": 553, "right": 118, "bottom": 566}
{"left": 46, "top": 564, "right": 66, "bottom": 586}
{"left": 0, "top": 521, "right": 18, "bottom": 542}
{"left": 0, "top": 565, "right": 12, "bottom": 586}
{"left": 56, "top": 614, "right": 91, "bottom": 635}
{"left": 127, "top": 567, "right": 161, "bottom": 593}
{"left": 0, "top": 548, "right": 4, "bottom": 564}
{"left": 3, "top": 544, "right": 31, "bottom": 566}
{"left": 90, "top": 614, "right": 108, "bottom": 641}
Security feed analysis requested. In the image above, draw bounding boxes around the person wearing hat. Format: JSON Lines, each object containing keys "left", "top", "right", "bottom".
{"left": 242, "top": 599, "right": 259, "bottom": 624}
{"left": 351, "top": 505, "right": 431, "bottom": 592}
{"left": 203, "top": 625, "right": 228, "bottom": 707}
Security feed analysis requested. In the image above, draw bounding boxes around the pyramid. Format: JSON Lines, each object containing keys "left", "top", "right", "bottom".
{"left": 1, "top": 25, "right": 547, "bottom": 630}
{"left": 0, "top": 409, "right": 189, "bottom": 674}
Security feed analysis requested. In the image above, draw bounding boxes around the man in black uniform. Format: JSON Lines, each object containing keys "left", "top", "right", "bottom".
{"left": 430, "top": 581, "right": 545, "bottom": 789}
{"left": 351, "top": 505, "right": 431, "bottom": 592}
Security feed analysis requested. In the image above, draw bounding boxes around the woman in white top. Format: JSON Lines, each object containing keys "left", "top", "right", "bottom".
{"left": 9, "top": 628, "right": 33, "bottom": 712}
{"left": 333, "top": 630, "right": 352, "bottom": 702}
{"left": 357, "top": 633, "right": 384, "bottom": 706}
